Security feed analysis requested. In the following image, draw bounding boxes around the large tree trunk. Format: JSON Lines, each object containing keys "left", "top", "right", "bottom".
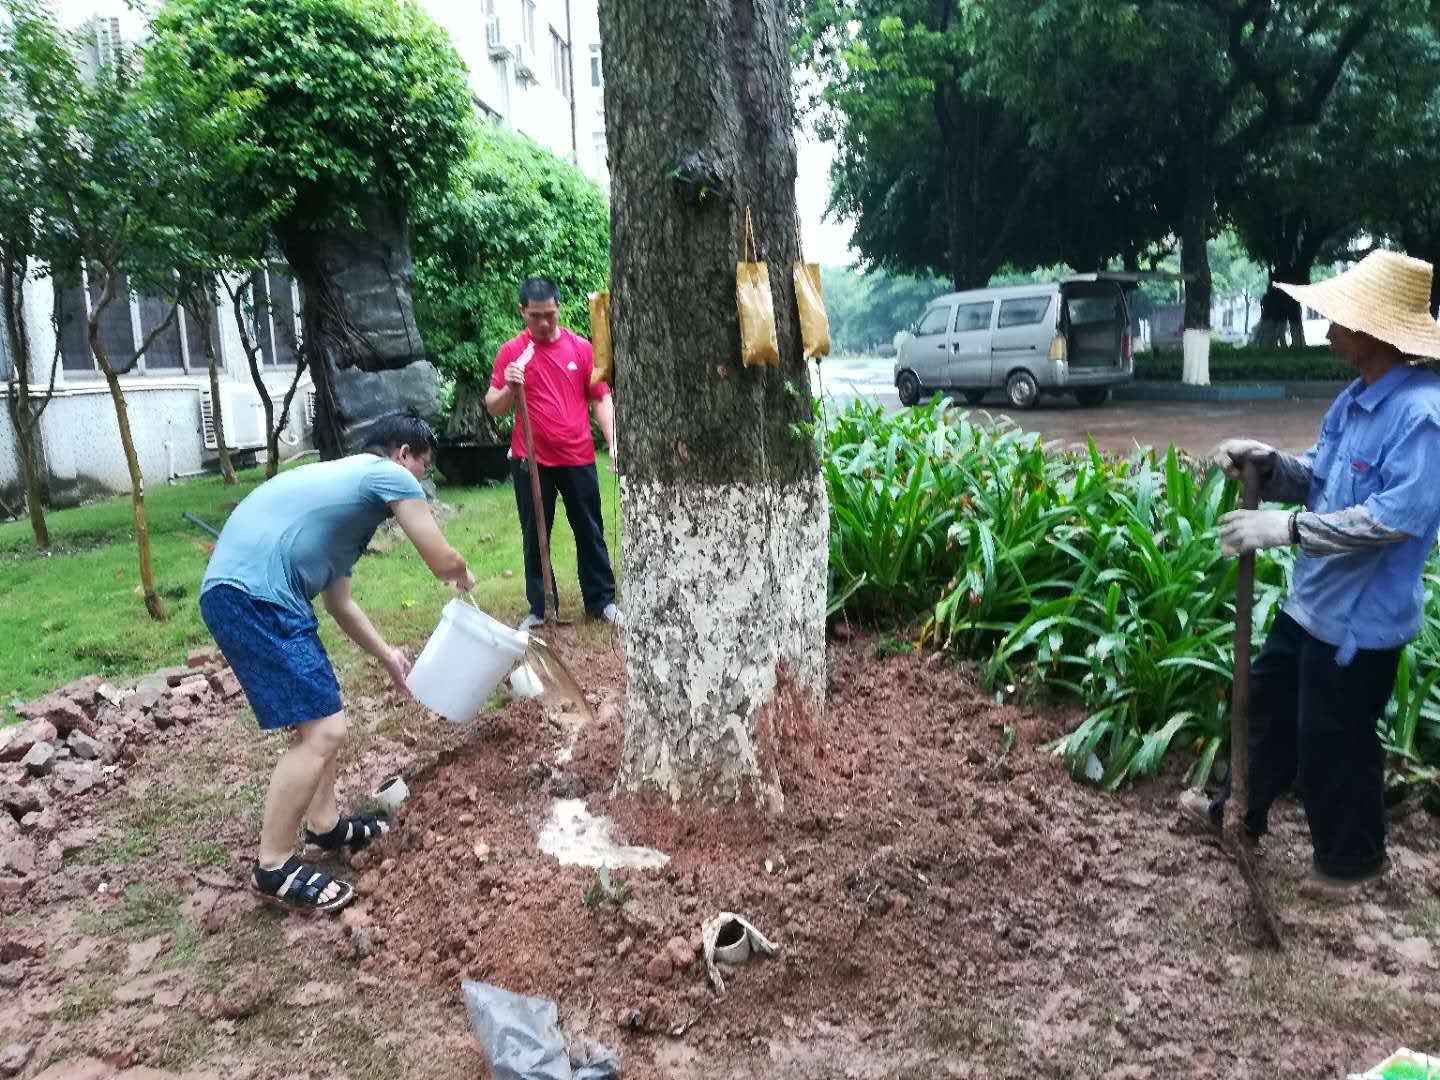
{"left": 277, "top": 194, "right": 439, "bottom": 459}
{"left": 1181, "top": 168, "right": 1213, "bottom": 332}
{"left": 601, "top": 0, "right": 827, "bottom": 808}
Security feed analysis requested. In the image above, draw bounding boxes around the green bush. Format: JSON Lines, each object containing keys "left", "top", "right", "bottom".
{"left": 822, "top": 395, "right": 1440, "bottom": 789}
{"left": 411, "top": 122, "right": 610, "bottom": 398}
{"left": 1135, "top": 346, "right": 1352, "bottom": 383}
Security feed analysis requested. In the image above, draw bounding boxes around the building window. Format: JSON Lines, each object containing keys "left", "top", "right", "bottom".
{"left": 55, "top": 277, "right": 93, "bottom": 374}
{"left": 87, "top": 268, "right": 136, "bottom": 372}
{"left": 590, "top": 44, "right": 601, "bottom": 87}
{"left": 551, "top": 30, "right": 570, "bottom": 98}
{"left": 140, "top": 294, "right": 184, "bottom": 370}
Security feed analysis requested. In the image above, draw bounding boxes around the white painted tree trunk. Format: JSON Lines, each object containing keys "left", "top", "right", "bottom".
{"left": 617, "top": 475, "right": 828, "bottom": 809}
{"left": 1182, "top": 329, "right": 1211, "bottom": 386}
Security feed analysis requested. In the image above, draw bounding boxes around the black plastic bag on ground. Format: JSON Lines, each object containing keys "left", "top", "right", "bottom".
{"left": 461, "top": 980, "right": 620, "bottom": 1080}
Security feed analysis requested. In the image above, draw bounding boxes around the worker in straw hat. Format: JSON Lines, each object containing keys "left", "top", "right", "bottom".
{"left": 1185, "top": 250, "right": 1440, "bottom": 887}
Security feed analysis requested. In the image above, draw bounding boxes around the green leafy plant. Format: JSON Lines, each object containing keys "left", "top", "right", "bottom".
{"left": 582, "top": 866, "right": 632, "bottom": 909}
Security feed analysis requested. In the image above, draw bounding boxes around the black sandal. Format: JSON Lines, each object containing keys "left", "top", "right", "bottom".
{"left": 304, "top": 813, "right": 391, "bottom": 858}
{"left": 251, "top": 857, "right": 355, "bottom": 914}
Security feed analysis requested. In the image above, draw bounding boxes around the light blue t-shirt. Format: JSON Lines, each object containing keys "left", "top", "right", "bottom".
{"left": 201, "top": 455, "right": 426, "bottom": 618}
{"left": 1285, "top": 364, "right": 1440, "bottom": 664}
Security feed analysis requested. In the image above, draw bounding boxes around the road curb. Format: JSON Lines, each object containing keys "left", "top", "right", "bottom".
{"left": 1114, "top": 380, "right": 1348, "bottom": 403}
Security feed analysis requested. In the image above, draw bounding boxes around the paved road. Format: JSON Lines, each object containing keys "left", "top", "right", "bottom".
{"left": 811, "top": 355, "right": 1331, "bottom": 456}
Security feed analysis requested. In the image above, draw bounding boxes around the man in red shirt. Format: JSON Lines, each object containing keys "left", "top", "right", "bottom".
{"left": 486, "top": 277, "right": 619, "bottom": 629}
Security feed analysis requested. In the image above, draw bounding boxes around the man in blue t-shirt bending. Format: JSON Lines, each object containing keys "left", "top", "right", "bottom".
{"left": 200, "top": 413, "right": 474, "bottom": 914}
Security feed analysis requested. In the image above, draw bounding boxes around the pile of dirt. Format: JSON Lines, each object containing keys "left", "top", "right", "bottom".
{"left": 4, "top": 630, "right": 1438, "bottom": 1080}
{"left": 355, "top": 636, "right": 1440, "bottom": 1079}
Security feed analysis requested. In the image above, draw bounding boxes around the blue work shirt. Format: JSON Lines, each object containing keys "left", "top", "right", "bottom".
{"left": 1284, "top": 364, "right": 1440, "bottom": 664}
{"left": 201, "top": 455, "right": 425, "bottom": 619}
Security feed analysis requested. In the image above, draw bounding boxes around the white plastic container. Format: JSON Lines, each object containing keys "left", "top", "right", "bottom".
{"left": 406, "top": 600, "right": 528, "bottom": 722}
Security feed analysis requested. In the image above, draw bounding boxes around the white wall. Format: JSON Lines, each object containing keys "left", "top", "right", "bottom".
{"left": 419, "top": 0, "right": 607, "bottom": 187}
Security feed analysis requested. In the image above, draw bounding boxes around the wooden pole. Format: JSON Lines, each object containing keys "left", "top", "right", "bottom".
{"left": 1228, "top": 459, "right": 1283, "bottom": 948}
{"left": 515, "top": 384, "right": 557, "bottom": 622}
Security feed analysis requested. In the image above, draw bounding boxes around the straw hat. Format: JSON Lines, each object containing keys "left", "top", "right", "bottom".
{"left": 1275, "top": 250, "right": 1440, "bottom": 360}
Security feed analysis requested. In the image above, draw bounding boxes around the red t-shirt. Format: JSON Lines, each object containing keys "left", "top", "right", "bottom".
{"left": 490, "top": 328, "right": 611, "bottom": 467}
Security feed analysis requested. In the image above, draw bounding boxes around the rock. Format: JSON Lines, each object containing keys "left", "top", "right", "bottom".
{"left": 645, "top": 949, "right": 673, "bottom": 983}
{"left": 19, "top": 808, "right": 57, "bottom": 835}
{"left": 615, "top": 936, "right": 634, "bottom": 959}
{"left": 0, "top": 780, "right": 40, "bottom": 818}
{"left": 125, "top": 935, "right": 170, "bottom": 976}
{"left": 187, "top": 648, "right": 221, "bottom": 669}
{"left": 208, "top": 670, "right": 242, "bottom": 699}
{"left": 68, "top": 732, "right": 105, "bottom": 761}
{"left": 664, "top": 935, "right": 696, "bottom": 970}
{"left": 357, "top": 871, "right": 382, "bottom": 895}
{"left": 19, "top": 742, "right": 55, "bottom": 777}
{"left": 95, "top": 683, "right": 125, "bottom": 708}
{"left": 0, "top": 836, "right": 36, "bottom": 881}
{"left": 123, "top": 679, "right": 167, "bottom": 712}
{"left": 18, "top": 695, "right": 92, "bottom": 738}
{"left": 0, "top": 1041, "right": 32, "bottom": 1076}
{"left": 157, "top": 666, "right": 197, "bottom": 687}
{"left": 52, "top": 762, "right": 100, "bottom": 797}
{"left": 171, "top": 680, "right": 211, "bottom": 703}
{"left": 0, "top": 963, "right": 23, "bottom": 988}
{"left": 0, "top": 930, "right": 45, "bottom": 963}
{"left": 0, "top": 720, "right": 57, "bottom": 763}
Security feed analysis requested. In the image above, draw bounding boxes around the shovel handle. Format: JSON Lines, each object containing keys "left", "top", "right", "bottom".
{"left": 1227, "top": 460, "right": 1262, "bottom": 832}
{"left": 515, "top": 384, "right": 557, "bottom": 622}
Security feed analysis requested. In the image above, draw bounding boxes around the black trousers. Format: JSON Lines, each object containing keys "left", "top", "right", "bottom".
{"left": 510, "top": 459, "right": 616, "bottom": 620}
{"left": 1216, "top": 611, "right": 1398, "bottom": 879}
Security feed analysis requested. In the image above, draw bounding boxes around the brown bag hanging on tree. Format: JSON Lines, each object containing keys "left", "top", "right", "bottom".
{"left": 736, "top": 207, "right": 780, "bottom": 368}
{"left": 589, "top": 290, "right": 613, "bottom": 386}
{"left": 792, "top": 258, "right": 831, "bottom": 360}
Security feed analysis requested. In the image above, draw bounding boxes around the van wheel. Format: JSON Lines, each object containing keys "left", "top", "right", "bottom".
{"left": 896, "top": 370, "right": 921, "bottom": 407}
{"left": 962, "top": 390, "right": 987, "bottom": 405}
{"left": 1005, "top": 371, "right": 1039, "bottom": 410}
{"left": 1075, "top": 387, "right": 1110, "bottom": 407}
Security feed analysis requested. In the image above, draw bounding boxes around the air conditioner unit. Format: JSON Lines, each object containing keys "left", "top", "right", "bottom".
{"left": 486, "top": 15, "right": 511, "bottom": 59}
{"left": 513, "top": 43, "right": 537, "bottom": 84}
{"left": 201, "top": 384, "right": 268, "bottom": 452}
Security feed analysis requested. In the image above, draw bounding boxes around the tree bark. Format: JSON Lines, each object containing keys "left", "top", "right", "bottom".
{"left": 1181, "top": 166, "right": 1213, "bottom": 332}
{"left": 276, "top": 195, "right": 433, "bottom": 459}
{"left": 2, "top": 256, "right": 51, "bottom": 549}
{"left": 89, "top": 267, "right": 166, "bottom": 621}
{"left": 189, "top": 297, "right": 236, "bottom": 484}
{"left": 601, "top": 0, "right": 827, "bottom": 807}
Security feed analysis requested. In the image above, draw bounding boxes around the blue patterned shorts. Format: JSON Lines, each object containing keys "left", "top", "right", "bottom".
{"left": 198, "top": 584, "right": 343, "bottom": 730}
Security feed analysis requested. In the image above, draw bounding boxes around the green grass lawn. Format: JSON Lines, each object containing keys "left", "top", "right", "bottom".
{"left": 0, "top": 455, "right": 620, "bottom": 716}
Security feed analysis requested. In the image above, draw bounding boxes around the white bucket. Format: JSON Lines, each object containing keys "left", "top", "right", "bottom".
{"left": 406, "top": 600, "right": 529, "bottom": 723}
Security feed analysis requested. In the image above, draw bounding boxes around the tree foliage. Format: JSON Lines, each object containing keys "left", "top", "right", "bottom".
{"left": 149, "top": 0, "right": 472, "bottom": 229}
{"left": 411, "top": 122, "right": 610, "bottom": 396}
{"left": 819, "top": 265, "right": 945, "bottom": 353}
{"left": 799, "top": 0, "right": 1437, "bottom": 329}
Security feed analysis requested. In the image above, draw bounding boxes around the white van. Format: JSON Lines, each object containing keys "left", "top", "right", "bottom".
{"left": 894, "top": 277, "right": 1134, "bottom": 409}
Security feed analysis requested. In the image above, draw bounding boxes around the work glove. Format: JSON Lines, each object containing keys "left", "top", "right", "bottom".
{"left": 1219, "top": 509, "right": 1293, "bottom": 557}
{"left": 1211, "top": 438, "right": 1277, "bottom": 481}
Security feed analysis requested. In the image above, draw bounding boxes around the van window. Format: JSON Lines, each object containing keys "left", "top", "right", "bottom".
{"left": 998, "top": 296, "right": 1052, "bottom": 329}
{"left": 953, "top": 301, "right": 993, "bottom": 333}
{"left": 1065, "top": 295, "right": 1120, "bottom": 325}
{"left": 915, "top": 305, "right": 951, "bottom": 337}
